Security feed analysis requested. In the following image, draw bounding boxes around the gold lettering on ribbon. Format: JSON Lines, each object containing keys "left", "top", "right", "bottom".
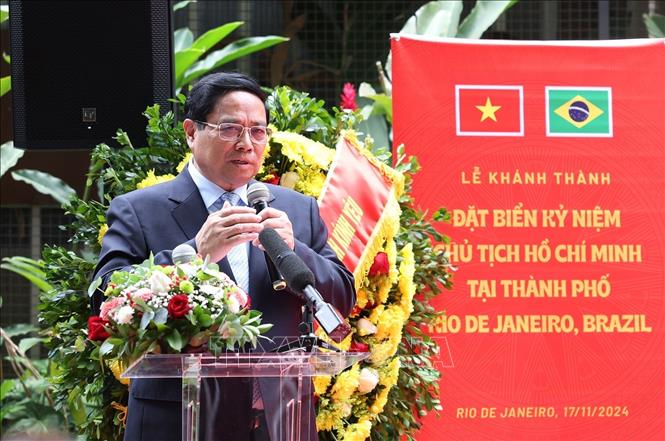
{"left": 328, "top": 197, "right": 364, "bottom": 260}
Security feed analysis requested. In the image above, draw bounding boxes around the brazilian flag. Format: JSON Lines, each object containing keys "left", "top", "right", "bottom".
{"left": 547, "top": 87, "right": 612, "bottom": 136}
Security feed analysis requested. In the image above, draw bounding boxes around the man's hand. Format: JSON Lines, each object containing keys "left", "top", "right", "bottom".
{"left": 252, "top": 207, "right": 295, "bottom": 250}
{"left": 196, "top": 202, "right": 263, "bottom": 262}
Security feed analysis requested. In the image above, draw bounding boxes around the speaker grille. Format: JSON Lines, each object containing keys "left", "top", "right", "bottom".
{"left": 9, "top": 0, "right": 173, "bottom": 150}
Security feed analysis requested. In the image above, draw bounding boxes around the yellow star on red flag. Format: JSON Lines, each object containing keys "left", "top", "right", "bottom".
{"left": 476, "top": 97, "right": 501, "bottom": 122}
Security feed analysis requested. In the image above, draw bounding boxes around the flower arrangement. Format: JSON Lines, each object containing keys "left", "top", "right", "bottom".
{"left": 87, "top": 256, "right": 272, "bottom": 366}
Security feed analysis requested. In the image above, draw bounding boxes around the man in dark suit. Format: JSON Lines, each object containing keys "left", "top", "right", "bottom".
{"left": 92, "top": 72, "right": 355, "bottom": 441}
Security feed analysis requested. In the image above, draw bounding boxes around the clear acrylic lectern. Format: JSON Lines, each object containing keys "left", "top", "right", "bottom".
{"left": 122, "top": 351, "right": 368, "bottom": 441}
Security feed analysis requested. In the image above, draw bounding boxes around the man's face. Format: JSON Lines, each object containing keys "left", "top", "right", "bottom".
{"left": 185, "top": 91, "right": 267, "bottom": 191}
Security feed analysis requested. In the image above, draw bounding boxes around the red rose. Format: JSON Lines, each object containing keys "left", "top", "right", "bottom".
{"left": 87, "top": 316, "right": 110, "bottom": 341}
{"left": 349, "top": 340, "right": 370, "bottom": 352}
{"left": 167, "top": 294, "right": 191, "bottom": 318}
{"left": 368, "top": 252, "right": 389, "bottom": 276}
{"left": 267, "top": 175, "right": 280, "bottom": 185}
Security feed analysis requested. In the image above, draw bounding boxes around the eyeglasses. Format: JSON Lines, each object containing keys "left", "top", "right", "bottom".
{"left": 194, "top": 121, "right": 272, "bottom": 144}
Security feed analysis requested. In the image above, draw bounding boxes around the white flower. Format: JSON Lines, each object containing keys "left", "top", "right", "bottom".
{"left": 357, "top": 367, "right": 379, "bottom": 394}
{"left": 199, "top": 284, "right": 223, "bottom": 299}
{"left": 356, "top": 318, "right": 377, "bottom": 336}
{"left": 227, "top": 296, "right": 240, "bottom": 314}
{"left": 178, "top": 263, "right": 197, "bottom": 277}
{"left": 115, "top": 305, "right": 135, "bottom": 324}
{"left": 149, "top": 271, "right": 172, "bottom": 293}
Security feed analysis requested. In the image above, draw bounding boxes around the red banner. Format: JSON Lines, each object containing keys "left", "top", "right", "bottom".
{"left": 318, "top": 134, "right": 403, "bottom": 281}
{"left": 393, "top": 36, "right": 665, "bottom": 441}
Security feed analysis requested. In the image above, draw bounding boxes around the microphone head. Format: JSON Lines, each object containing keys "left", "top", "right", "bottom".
{"left": 247, "top": 182, "right": 271, "bottom": 207}
{"left": 172, "top": 243, "right": 197, "bottom": 264}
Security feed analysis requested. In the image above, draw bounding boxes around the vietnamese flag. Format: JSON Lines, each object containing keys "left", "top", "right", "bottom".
{"left": 456, "top": 85, "right": 523, "bottom": 136}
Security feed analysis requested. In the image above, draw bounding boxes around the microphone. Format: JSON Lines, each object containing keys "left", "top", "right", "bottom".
{"left": 258, "top": 228, "right": 352, "bottom": 343}
{"left": 247, "top": 183, "right": 287, "bottom": 291}
{"left": 172, "top": 243, "right": 197, "bottom": 264}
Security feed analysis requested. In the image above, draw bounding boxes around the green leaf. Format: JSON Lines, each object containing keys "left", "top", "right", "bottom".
{"left": 0, "top": 5, "right": 8, "bottom": 23}
{"left": 11, "top": 169, "right": 76, "bottom": 204}
{"left": 100, "top": 340, "right": 115, "bottom": 356}
{"left": 643, "top": 13, "right": 665, "bottom": 38}
{"left": 174, "top": 48, "right": 205, "bottom": 84}
{"left": 175, "top": 22, "right": 245, "bottom": 86}
{"left": 180, "top": 36, "right": 289, "bottom": 87}
{"left": 140, "top": 310, "right": 155, "bottom": 329}
{"left": 3, "top": 323, "right": 39, "bottom": 338}
{"left": 18, "top": 337, "right": 43, "bottom": 354}
{"left": 153, "top": 308, "right": 168, "bottom": 325}
{"left": 0, "top": 141, "right": 24, "bottom": 177}
{"left": 67, "top": 387, "right": 87, "bottom": 426}
{"left": 173, "top": 0, "right": 193, "bottom": 12}
{"left": 190, "top": 21, "right": 244, "bottom": 52}
{"left": 174, "top": 28, "right": 194, "bottom": 52}
{"left": 400, "top": 0, "right": 463, "bottom": 38}
{"left": 166, "top": 328, "right": 184, "bottom": 351}
{"left": 0, "top": 379, "right": 15, "bottom": 400}
{"left": 0, "top": 75, "right": 10, "bottom": 98}
{"left": 456, "top": 0, "right": 518, "bottom": 39}
{"left": 88, "top": 277, "right": 102, "bottom": 298}
{"left": 364, "top": 93, "right": 393, "bottom": 123}
{"left": 1, "top": 257, "right": 53, "bottom": 293}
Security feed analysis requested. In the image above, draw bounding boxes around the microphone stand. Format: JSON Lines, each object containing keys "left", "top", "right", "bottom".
{"left": 273, "top": 302, "right": 340, "bottom": 353}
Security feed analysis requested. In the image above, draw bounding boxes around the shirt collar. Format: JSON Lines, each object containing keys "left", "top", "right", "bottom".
{"left": 188, "top": 158, "right": 248, "bottom": 210}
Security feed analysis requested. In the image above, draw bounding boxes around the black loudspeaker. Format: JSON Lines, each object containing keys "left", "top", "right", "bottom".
{"left": 9, "top": 0, "right": 173, "bottom": 149}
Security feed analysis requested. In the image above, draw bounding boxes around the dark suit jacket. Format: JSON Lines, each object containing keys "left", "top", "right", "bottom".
{"left": 92, "top": 167, "right": 355, "bottom": 441}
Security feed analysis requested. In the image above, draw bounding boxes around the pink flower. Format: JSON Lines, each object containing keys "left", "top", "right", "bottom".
{"left": 228, "top": 288, "right": 250, "bottom": 310}
{"left": 100, "top": 296, "right": 125, "bottom": 320}
{"left": 340, "top": 83, "right": 358, "bottom": 111}
{"left": 132, "top": 287, "right": 153, "bottom": 302}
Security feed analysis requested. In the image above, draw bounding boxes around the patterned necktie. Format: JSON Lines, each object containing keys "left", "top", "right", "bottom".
{"left": 210, "top": 192, "right": 249, "bottom": 293}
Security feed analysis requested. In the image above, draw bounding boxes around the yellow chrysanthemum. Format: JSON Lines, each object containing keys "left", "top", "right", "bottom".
{"left": 271, "top": 131, "right": 335, "bottom": 169}
{"left": 374, "top": 305, "right": 405, "bottom": 341}
{"left": 386, "top": 238, "right": 399, "bottom": 285}
{"left": 105, "top": 358, "right": 130, "bottom": 386}
{"left": 369, "top": 337, "right": 401, "bottom": 365}
{"left": 370, "top": 387, "right": 390, "bottom": 415}
{"left": 356, "top": 289, "right": 368, "bottom": 310}
{"left": 176, "top": 152, "right": 192, "bottom": 173}
{"left": 136, "top": 170, "right": 176, "bottom": 189}
{"left": 380, "top": 357, "right": 401, "bottom": 388}
{"left": 294, "top": 167, "right": 327, "bottom": 197}
{"left": 331, "top": 364, "right": 360, "bottom": 402}
{"left": 368, "top": 304, "right": 384, "bottom": 325}
{"left": 316, "top": 408, "right": 339, "bottom": 431}
{"left": 314, "top": 375, "right": 332, "bottom": 396}
{"left": 97, "top": 223, "right": 109, "bottom": 246}
{"left": 341, "top": 418, "right": 372, "bottom": 441}
{"left": 398, "top": 243, "right": 416, "bottom": 317}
